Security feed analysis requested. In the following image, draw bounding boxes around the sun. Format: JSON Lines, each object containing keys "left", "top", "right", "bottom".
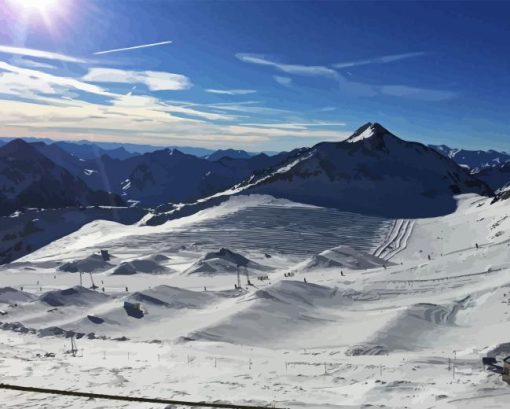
{"left": 10, "top": 0, "right": 59, "bottom": 12}
{"left": 7, "top": 0, "right": 66, "bottom": 30}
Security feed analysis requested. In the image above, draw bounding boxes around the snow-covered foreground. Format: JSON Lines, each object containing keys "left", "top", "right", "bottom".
{"left": 1, "top": 194, "right": 510, "bottom": 408}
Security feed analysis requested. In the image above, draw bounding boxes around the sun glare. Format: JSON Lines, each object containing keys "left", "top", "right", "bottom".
{"left": 7, "top": 0, "right": 66, "bottom": 30}
{"left": 11, "top": 0, "right": 59, "bottom": 11}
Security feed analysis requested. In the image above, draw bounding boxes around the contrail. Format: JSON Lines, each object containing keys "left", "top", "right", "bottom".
{"left": 93, "top": 40, "right": 173, "bottom": 55}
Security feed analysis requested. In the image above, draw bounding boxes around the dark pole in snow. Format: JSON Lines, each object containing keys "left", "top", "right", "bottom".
{"left": 0, "top": 383, "right": 288, "bottom": 409}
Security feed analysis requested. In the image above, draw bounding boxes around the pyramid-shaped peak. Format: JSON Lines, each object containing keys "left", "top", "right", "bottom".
{"left": 0, "top": 138, "right": 42, "bottom": 158}
{"left": 345, "top": 122, "right": 396, "bottom": 144}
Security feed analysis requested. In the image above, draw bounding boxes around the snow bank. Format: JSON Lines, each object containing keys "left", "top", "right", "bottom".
{"left": 0, "top": 287, "right": 36, "bottom": 304}
{"left": 58, "top": 253, "right": 113, "bottom": 273}
{"left": 189, "top": 281, "right": 351, "bottom": 345}
{"left": 185, "top": 248, "right": 271, "bottom": 275}
{"left": 111, "top": 254, "right": 172, "bottom": 275}
{"left": 304, "top": 245, "right": 391, "bottom": 270}
{"left": 39, "top": 286, "right": 109, "bottom": 307}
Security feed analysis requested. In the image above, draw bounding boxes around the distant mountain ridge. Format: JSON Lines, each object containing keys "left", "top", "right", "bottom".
{"left": 242, "top": 123, "right": 492, "bottom": 217}
{"left": 146, "top": 122, "right": 493, "bottom": 224}
{"left": 205, "top": 149, "right": 253, "bottom": 161}
{"left": 430, "top": 144, "right": 510, "bottom": 170}
{"left": 21, "top": 140, "right": 298, "bottom": 208}
{"left": 0, "top": 139, "right": 124, "bottom": 216}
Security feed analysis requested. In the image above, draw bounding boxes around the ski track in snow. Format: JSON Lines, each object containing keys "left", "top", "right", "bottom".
{"left": 373, "top": 219, "right": 415, "bottom": 260}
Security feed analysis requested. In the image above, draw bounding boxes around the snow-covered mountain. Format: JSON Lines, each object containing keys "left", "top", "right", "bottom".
{"left": 240, "top": 123, "right": 493, "bottom": 218}
{"left": 0, "top": 139, "right": 124, "bottom": 216}
{"left": 54, "top": 141, "right": 138, "bottom": 160}
{"left": 473, "top": 162, "right": 510, "bottom": 191}
{"left": 430, "top": 144, "right": 510, "bottom": 170}
{"left": 55, "top": 147, "right": 296, "bottom": 207}
{"left": 205, "top": 149, "right": 253, "bottom": 161}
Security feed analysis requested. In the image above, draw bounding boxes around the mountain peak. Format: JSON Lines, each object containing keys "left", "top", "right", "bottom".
{"left": 0, "top": 138, "right": 47, "bottom": 160}
{"left": 345, "top": 122, "right": 394, "bottom": 144}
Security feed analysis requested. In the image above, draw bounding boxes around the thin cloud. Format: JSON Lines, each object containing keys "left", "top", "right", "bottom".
{"left": 379, "top": 85, "right": 456, "bottom": 101}
{"left": 273, "top": 76, "right": 293, "bottom": 87}
{"left": 93, "top": 40, "right": 173, "bottom": 56}
{"left": 82, "top": 67, "right": 192, "bottom": 91}
{"left": 238, "top": 52, "right": 455, "bottom": 101}
{"left": 333, "top": 52, "right": 427, "bottom": 69}
{"left": 0, "top": 45, "right": 85, "bottom": 63}
{"left": 205, "top": 89, "right": 256, "bottom": 95}
{"left": 13, "top": 58, "right": 56, "bottom": 70}
{"left": 236, "top": 53, "right": 338, "bottom": 79}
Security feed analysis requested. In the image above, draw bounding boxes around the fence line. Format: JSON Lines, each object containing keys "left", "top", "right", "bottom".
{"left": 0, "top": 383, "right": 286, "bottom": 409}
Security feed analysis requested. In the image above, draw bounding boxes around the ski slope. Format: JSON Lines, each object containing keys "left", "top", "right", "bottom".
{"left": 1, "top": 193, "right": 510, "bottom": 408}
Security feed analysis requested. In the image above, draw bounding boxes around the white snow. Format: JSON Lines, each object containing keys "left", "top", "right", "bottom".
{"left": 346, "top": 126, "right": 375, "bottom": 143}
{"left": 1, "top": 193, "right": 510, "bottom": 408}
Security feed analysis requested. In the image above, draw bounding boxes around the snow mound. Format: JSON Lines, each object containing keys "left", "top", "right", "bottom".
{"left": 0, "top": 287, "right": 36, "bottom": 304}
{"left": 39, "top": 286, "right": 109, "bottom": 307}
{"left": 345, "top": 344, "right": 388, "bottom": 356}
{"left": 128, "top": 285, "right": 217, "bottom": 309}
{"left": 111, "top": 255, "right": 172, "bottom": 275}
{"left": 58, "top": 253, "right": 113, "bottom": 273}
{"left": 189, "top": 281, "right": 351, "bottom": 346}
{"left": 304, "top": 245, "right": 391, "bottom": 270}
{"left": 185, "top": 248, "right": 271, "bottom": 275}
{"left": 368, "top": 299, "right": 470, "bottom": 352}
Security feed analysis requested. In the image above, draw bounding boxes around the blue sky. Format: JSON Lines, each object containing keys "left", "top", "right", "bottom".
{"left": 0, "top": 0, "right": 509, "bottom": 151}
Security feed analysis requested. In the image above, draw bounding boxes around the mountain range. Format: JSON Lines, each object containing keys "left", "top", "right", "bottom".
{"left": 2, "top": 122, "right": 509, "bottom": 221}
{"left": 0, "top": 140, "right": 124, "bottom": 216}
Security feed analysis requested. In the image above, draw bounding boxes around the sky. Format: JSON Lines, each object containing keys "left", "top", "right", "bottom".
{"left": 0, "top": 0, "right": 509, "bottom": 152}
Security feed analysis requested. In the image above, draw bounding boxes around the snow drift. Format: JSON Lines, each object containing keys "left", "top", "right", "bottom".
{"left": 184, "top": 248, "right": 272, "bottom": 275}
{"left": 304, "top": 245, "right": 391, "bottom": 270}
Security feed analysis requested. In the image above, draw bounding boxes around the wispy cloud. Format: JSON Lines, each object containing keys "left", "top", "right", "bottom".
{"left": 238, "top": 52, "right": 456, "bottom": 101}
{"left": 236, "top": 53, "right": 338, "bottom": 79}
{"left": 1, "top": 58, "right": 353, "bottom": 147}
{"left": 0, "top": 45, "right": 85, "bottom": 63}
{"left": 240, "top": 121, "right": 346, "bottom": 131}
{"left": 205, "top": 88, "right": 256, "bottom": 95}
{"left": 273, "top": 76, "right": 293, "bottom": 87}
{"left": 82, "top": 68, "right": 192, "bottom": 91}
{"left": 333, "top": 52, "right": 427, "bottom": 69}
{"left": 379, "top": 85, "right": 456, "bottom": 101}
{"left": 93, "top": 40, "right": 173, "bottom": 56}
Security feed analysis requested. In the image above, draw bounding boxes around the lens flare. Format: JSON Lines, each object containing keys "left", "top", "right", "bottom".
{"left": 10, "top": 0, "right": 59, "bottom": 12}
{"left": 7, "top": 0, "right": 68, "bottom": 32}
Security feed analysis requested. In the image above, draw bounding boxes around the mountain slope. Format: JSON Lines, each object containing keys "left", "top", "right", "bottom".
{"left": 54, "top": 141, "right": 138, "bottom": 160}
{"left": 206, "top": 149, "right": 253, "bottom": 161}
{"left": 430, "top": 144, "right": 510, "bottom": 170}
{"left": 473, "top": 162, "right": 510, "bottom": 191}
{"left": 0, "top": 139, "right": 124, "bottom": 216}
{"left": 241, "top": 123, "right": 492, "bottom": 218}
{"left": 64, "top": 148, "right": 297, "bottom": 207}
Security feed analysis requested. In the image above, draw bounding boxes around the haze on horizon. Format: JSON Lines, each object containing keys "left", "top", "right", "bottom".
{"left": 0, "top": 0, "right": 509, "bottom": 152}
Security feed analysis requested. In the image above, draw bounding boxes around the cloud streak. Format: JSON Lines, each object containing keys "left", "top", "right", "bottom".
{"left": 273, "top": 76, "right": 293, "bottom": 87}
{"left": 236, "top": 53, "right": 338, "bottom": 79}
{"left": 0, "top": 45, "right": 85, "bottom": 63}
{"left": 93, "top": 40, "right": 173, "bottom": 55}
{"left": 205, "top": 89, "right": 256, "bottom": 95}
{"left": 237, "top": 52, "right": 456, "bottom": 101}
{"left": 333, "top": 52, "right": 427, "bottom": 69}
{"left": 82, "top": 68, "right": 192, "bottom": 91}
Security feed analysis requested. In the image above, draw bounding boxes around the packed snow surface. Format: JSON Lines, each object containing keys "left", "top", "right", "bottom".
{"left": 1, "top": 193, "right": 510, "bottom": 408}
